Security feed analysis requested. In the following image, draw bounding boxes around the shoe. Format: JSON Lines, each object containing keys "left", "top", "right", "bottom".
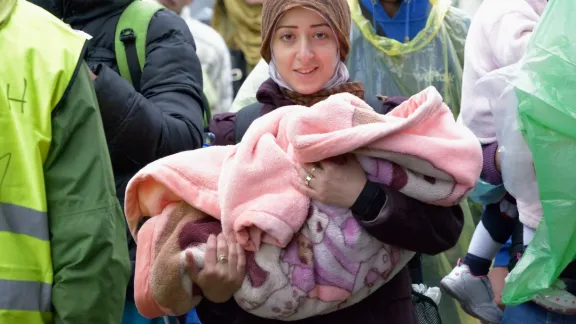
{"left": 440, "top": 259, "right": 503, "bottom": 323}
{"left": 532, "top": 279, "right": 576, "bottom": 315}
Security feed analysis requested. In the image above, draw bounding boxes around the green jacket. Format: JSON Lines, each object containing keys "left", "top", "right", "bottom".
{"left": 1, "top": 1, "right": 129, "bottom": 321}
{"left": 45, "top": 63, "right": 130, "bottom": 323}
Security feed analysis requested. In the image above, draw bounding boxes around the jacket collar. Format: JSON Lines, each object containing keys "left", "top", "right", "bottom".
{"left": 255, "top": 78, "right": 295, "bottom": 114}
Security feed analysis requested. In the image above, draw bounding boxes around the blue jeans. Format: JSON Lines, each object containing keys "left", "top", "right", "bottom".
{"left": 502, "top": 302, "right": 576, "bottom": 324}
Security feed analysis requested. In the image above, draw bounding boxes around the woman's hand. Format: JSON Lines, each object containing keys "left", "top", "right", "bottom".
{"left": 184, "top": 233, "right": 246, "bottom": 303}
{"left": 293, "top": 155, "right": 367, "bottom": 209}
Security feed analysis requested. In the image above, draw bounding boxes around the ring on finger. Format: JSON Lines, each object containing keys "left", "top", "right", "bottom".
{"left": 217, "top": 254, "right": 228, "bottom": 264}
{"left": 305, "top": 174, "right": 314, "bottom": 186}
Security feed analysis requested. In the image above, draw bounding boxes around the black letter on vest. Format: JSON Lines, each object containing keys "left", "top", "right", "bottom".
{"left": 7, "top": 79, "right": 27, "bottom": 113}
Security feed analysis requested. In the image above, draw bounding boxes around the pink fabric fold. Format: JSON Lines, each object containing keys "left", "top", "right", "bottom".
{"left": 126, "top": 86, "right": 481, "bottom": 250}
{"left": 124, "top": 86, "right": 482, "bottom": 320}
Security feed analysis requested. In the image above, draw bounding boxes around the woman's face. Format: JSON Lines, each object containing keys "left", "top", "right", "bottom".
{"left": 271, "top": 7, "right": 339, "bottom": 94}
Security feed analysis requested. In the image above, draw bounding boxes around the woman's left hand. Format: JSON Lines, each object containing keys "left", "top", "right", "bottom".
{"left": 293, "top": 155, "right": 367, "bottom": 209}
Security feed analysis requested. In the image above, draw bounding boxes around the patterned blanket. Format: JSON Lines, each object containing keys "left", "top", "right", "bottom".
{"left": 125, "top": 87, "right": 482, "bottom": 320}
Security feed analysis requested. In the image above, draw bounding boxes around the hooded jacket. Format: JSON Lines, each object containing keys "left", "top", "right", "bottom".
{"left": 31, "top": 0, "right": 209, "bottom": 302}
{"left": 1, "top": 2, "right": 130, "bottom": 323}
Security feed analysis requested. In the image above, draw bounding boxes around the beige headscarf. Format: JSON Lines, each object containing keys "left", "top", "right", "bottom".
{"left": 260, "top": 0, "right": 363, "bottom": 105}
{"left": 260, "top": 0, "right": 357, "bottom": 95}
{"left": 260, "top": 0, "right": 351, "bottom": 64}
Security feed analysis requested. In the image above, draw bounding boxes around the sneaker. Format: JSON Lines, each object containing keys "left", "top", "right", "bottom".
{"left": 440, "top": 259, "right": 503, "bottom": 323}
{"left": 532, "top": 279, "right": 576, "bottom": 315}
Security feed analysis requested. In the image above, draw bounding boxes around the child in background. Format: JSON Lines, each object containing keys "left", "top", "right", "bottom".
{"left": 439, "top": 1, "right": 564, "bottom": 323}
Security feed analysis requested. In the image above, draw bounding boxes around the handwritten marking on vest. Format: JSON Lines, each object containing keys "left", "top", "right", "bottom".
{"left": 7, "top": 79, "right": 27, "bottom": 113}
{"left": 0, "top": 153, "right": 10, "bottom": 193}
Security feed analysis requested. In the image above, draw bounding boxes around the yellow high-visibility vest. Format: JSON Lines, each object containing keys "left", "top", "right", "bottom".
{"left": 0, "top": 1, "right": 86, "bottom": 322}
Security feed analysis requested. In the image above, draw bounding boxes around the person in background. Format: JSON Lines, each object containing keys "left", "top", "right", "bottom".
{"left": 157, "top": 0, "right": 234, "bottom": 114}
{"left": 440, "top": 1, "right": 576, "bottom": 324}
{"left": 29, "top": 0, "right": 209, "bottom": 323}
{"left": 212, "top": 0, "right": 264, "bottom": 95}
{"left": 0, "top": 0, "right": 130, "bottom": 323}
{"left": 446, "top": 0, "right": 576, "bottom": 322}
{"left": 187, "top": 0, "right": 215, "bottom": 24}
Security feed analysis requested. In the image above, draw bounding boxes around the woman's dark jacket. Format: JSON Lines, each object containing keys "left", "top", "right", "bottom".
{"left": 202, "top": 79, "right": 465, "bottom": 324}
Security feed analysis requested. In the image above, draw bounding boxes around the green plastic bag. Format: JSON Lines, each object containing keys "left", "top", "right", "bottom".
{"left": 501, "top": 0, "right": 576, "bottom": 305}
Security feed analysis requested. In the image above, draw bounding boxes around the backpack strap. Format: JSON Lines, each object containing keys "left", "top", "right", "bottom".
{"left": 234, "top": 102, "right": 263, "bottom": 144}
{"left": 201, "top": 69, "right": 215, "bottom": 124}
{"left": 115, "top": 0, "right": 164, "bottom": 92}
{"left": 115, "top": 1, "right": 212, "bottom": 127}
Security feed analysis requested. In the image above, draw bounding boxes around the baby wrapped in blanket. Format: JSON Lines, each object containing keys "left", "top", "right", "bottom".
{"left": 125, "top": 87, "right": 482, "bottom": 320}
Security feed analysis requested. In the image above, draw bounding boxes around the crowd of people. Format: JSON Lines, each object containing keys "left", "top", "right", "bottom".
{"left": 1, "top": 0, "right": 574, "bottom": 323}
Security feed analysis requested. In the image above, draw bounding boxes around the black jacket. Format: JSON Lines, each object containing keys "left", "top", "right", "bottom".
{"left": 32, "top": 0, "right": 208, "bottom": 301}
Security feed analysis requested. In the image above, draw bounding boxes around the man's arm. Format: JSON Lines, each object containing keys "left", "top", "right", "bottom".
{"left": 45, "top": 63, "right": 130, "bottom": 323}
{"left": 93, "top": 10, "right": 207, "bottom": 165}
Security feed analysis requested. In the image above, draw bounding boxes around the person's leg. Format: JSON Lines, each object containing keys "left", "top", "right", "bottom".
{"left": 508, "top": 217, "right": 524, "bottom": 271}
{"left": 466, "top": 201, "right": 517, "bottom": 276}
{"left": 441, "top": 202, "right": 517, "bottom": 323}
{"left": 503, "top": 301, "right": 576, "bottom": 324}
{"left": 491, "top": 238, "right": 512, "bottom": 310}
{"left": 501, "top": 302, "right": 549, "bottom": 324}
{"left": 489, "top": 267, "right": 509, "bottom": 310}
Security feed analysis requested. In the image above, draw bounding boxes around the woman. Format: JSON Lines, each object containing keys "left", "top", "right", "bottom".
{"left": 191, "top": 1, "right": 464, "bottom": 323}
{"left": 228, "top": 2, "right": 476, "bottom": 321}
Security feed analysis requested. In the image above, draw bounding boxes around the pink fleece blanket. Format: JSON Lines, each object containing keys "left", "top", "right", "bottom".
{"left": 125, "top": 87, "right": 482, "bottom": 320}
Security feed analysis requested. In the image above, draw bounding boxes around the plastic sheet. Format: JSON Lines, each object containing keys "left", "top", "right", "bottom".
{"left": 489, "top": 0, "right": 576, "bottom": 305}
{"left": 475, "top": 65, "right": 542, "bottom": 230}
{"left": 346, "top": 0, "right": 469, "bottom": 117}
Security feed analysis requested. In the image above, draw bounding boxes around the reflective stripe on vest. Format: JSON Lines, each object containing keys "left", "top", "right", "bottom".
{"left": 0, "top": 203, "right": 49, "bottom": 240}
{"left": 0, "top": 1, "right": 86, "bottom": 322}
{"left": 0, "top": 280, "right": 51, "bottom": 312}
